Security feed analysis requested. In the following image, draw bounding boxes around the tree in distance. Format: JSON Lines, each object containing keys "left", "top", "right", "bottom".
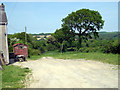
{"left": 46, "top": 36, "right": 56, "bottom": 45}
{"left": 53, "top": 26, "right": 75, "bottom": 53}
{"left": 62, "top": 9, "right": 104, "bottom": 48}
{"left": 46, "top": 36, "right": 57, "bottom": 51}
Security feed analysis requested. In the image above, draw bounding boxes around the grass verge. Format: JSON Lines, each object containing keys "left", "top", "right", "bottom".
{"left": 2, "top": 65, "right": 31, "bottom": 88}
{"left": 29, "top": 51, "right": 118, "bottom": 65}
{"left": 28, "top": 55, "right": 43, "bottom": 60}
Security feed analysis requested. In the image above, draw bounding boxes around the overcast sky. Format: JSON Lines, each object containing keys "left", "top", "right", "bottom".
{"left": 3, "top": 2, "right": 118, "bottom": 34}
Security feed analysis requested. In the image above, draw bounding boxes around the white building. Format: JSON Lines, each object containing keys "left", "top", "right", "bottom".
{"left": 0, "top": 3, "right": 9, "bottom": 64}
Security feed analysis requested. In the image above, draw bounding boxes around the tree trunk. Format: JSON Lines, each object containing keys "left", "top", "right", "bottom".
{"left": 78, "top": 35, "right": 82, "bottom": 49}
{"left": 61, "top": 41, "right": 64, "bottom": 54}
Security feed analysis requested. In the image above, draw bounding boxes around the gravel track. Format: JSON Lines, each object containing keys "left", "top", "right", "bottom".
{"left": 13, "top": 57, "right": 118, "bottom": 88}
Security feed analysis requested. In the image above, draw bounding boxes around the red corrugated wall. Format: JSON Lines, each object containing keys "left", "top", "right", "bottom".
{"left": 13, "top": 44, "right": 28, "bottom": 57}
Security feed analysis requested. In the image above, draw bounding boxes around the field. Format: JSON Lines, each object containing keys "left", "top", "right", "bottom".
{"left": 2, "top": 65, "right": 31, "bottom": 88}
{"left": 29, "top": 51, "right": 119, "bottom": 65}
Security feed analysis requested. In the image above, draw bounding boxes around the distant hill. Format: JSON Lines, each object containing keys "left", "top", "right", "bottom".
{"left": 8, "top": 32, "right": 119, "bottom": 40}
{"left": 98, "top": 32, "right": 119, "bottom": 40}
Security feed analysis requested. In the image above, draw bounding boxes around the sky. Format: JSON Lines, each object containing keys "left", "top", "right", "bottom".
{"left": 3, "top": 2, "right": 118, "bottom": 34}
{"left": 1, "top": 0, "right": 119, "bottom": 2}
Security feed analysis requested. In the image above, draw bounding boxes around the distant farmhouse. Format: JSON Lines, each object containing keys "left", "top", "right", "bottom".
{"left": 32, "top": 33, "right": 51, "bottom": 40}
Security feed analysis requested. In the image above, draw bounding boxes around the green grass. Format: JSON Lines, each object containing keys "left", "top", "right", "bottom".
{"left": 29, "top": 51, "right": 118, "bottom": 65}
{"left": 2, "top": 65, "right": 31, "bottom": 88}
{"left": 28, "top": 55, "right": 43, "bottom": 60}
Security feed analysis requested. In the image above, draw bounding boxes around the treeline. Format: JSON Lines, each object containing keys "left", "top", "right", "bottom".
{"left": 98, "top": 32, "right": 119, "bottom": 40}
{"left": 8, "top": 31, "right": 119, "bottom": 58}
{"left": 32, "top": 33, "right": 51, "bottom": 35}
{"left": 79, "top": 39, "right": 119, "bottom": 54}
{"left": 8, "top": 32, "right": 46, "bottom": 57}
{"left": 8, "top": 32, "right": 58, "bottom": 57}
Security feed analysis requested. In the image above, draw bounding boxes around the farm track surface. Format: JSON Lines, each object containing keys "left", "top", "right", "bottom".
{"left": 13, "top": 57, "right": 118, "bottom": 88}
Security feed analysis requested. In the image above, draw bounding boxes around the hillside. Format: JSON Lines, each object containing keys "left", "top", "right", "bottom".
{"left": 8, "top": 32, "right": 119, "bottom": 41}
{"left": 31, "top": 32, "right": 119, "bottom": 40}
{"left": 98, "top": 32, "right": 119, "bottom": 40}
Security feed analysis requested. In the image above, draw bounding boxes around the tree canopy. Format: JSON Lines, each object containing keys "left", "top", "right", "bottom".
{"left": 62, "top": 9, "right": 104, "bottom": 48}
{"left": 52, "top": 26, "right": 75, "bottom": 52}
{"left": 53, "top": 26, "right": 75, "bottom": 44}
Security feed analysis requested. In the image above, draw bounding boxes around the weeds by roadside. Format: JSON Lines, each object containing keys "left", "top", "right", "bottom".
{"left": 2, "top": 65, "right": 31, "bottom": 88}
{"left": 29, "top": 51, "right": 118, "bottom": 65}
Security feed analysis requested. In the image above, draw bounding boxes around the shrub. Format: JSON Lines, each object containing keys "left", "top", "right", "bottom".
{"left": 79, "top": 48, "right": 86, "bottom": 52}
{"left": 39, "top": 47, "right": 46, "bottom": 53}
{"left": 28, "top": 48, "right": 41, "bottom": 57}
{"left": 101, "top": 40, "right": 119, "bottom": 54}
{"left": 46, "top": 43, "right": 57, "bottom": 51}
{"left": 67, "top": 47, "right": 77, "bottom": 51}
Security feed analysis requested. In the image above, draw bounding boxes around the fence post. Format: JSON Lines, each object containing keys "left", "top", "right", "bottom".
{"left": 0, "top": 52, "right": 6, "bottom": 66}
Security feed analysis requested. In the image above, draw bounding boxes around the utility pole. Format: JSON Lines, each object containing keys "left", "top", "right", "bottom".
{"left": 25, "top": 26, "right": 27, "bottom": 44}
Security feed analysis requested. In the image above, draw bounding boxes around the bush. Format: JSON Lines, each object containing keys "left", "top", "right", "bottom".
{"left": 79, "top": 48, "right": 86, "bottom": 52}
{"left": 46, "top": 43, "right": 57, "bottom": 51}
{"left": 101, "top": 40, "right": 119, "bottom": 54}
{"left": 28, "top": 48, "right": 41, "bottom": 57}
{"left": 39, "top": 47, "right": 46, "bottom": 53}
{"left": 79, "top": 47, "right": 101, "bottom": 53}
{"left": 67, "top": 47, "right": 77, "bottom": 51}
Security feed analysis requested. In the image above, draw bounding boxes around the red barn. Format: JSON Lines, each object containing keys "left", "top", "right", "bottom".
{"left": 13, "top": 43, "right": 28, "bottom": 61}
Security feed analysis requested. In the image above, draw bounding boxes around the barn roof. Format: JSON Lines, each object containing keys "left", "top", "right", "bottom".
{"left": 0, "top": 3, "right": 7, "bottom": 25}
{"left": 13, "top": 43, "right": 27, "bottom": 47}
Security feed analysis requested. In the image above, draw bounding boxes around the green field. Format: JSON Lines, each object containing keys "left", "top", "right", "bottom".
{"left": 29, "top": 51, "right": 118, "bottom": 65}
{"left": 2, "top": 65, "right": 31, "bottom": 88}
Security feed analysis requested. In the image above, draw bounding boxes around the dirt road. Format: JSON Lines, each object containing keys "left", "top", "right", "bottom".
{"left": 13, "top": 57, "right": 118, "bottom": 88}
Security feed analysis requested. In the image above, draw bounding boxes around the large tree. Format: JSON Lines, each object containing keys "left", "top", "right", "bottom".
{"left": 62, "top": 9, "right": 104, "bottom": 48}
